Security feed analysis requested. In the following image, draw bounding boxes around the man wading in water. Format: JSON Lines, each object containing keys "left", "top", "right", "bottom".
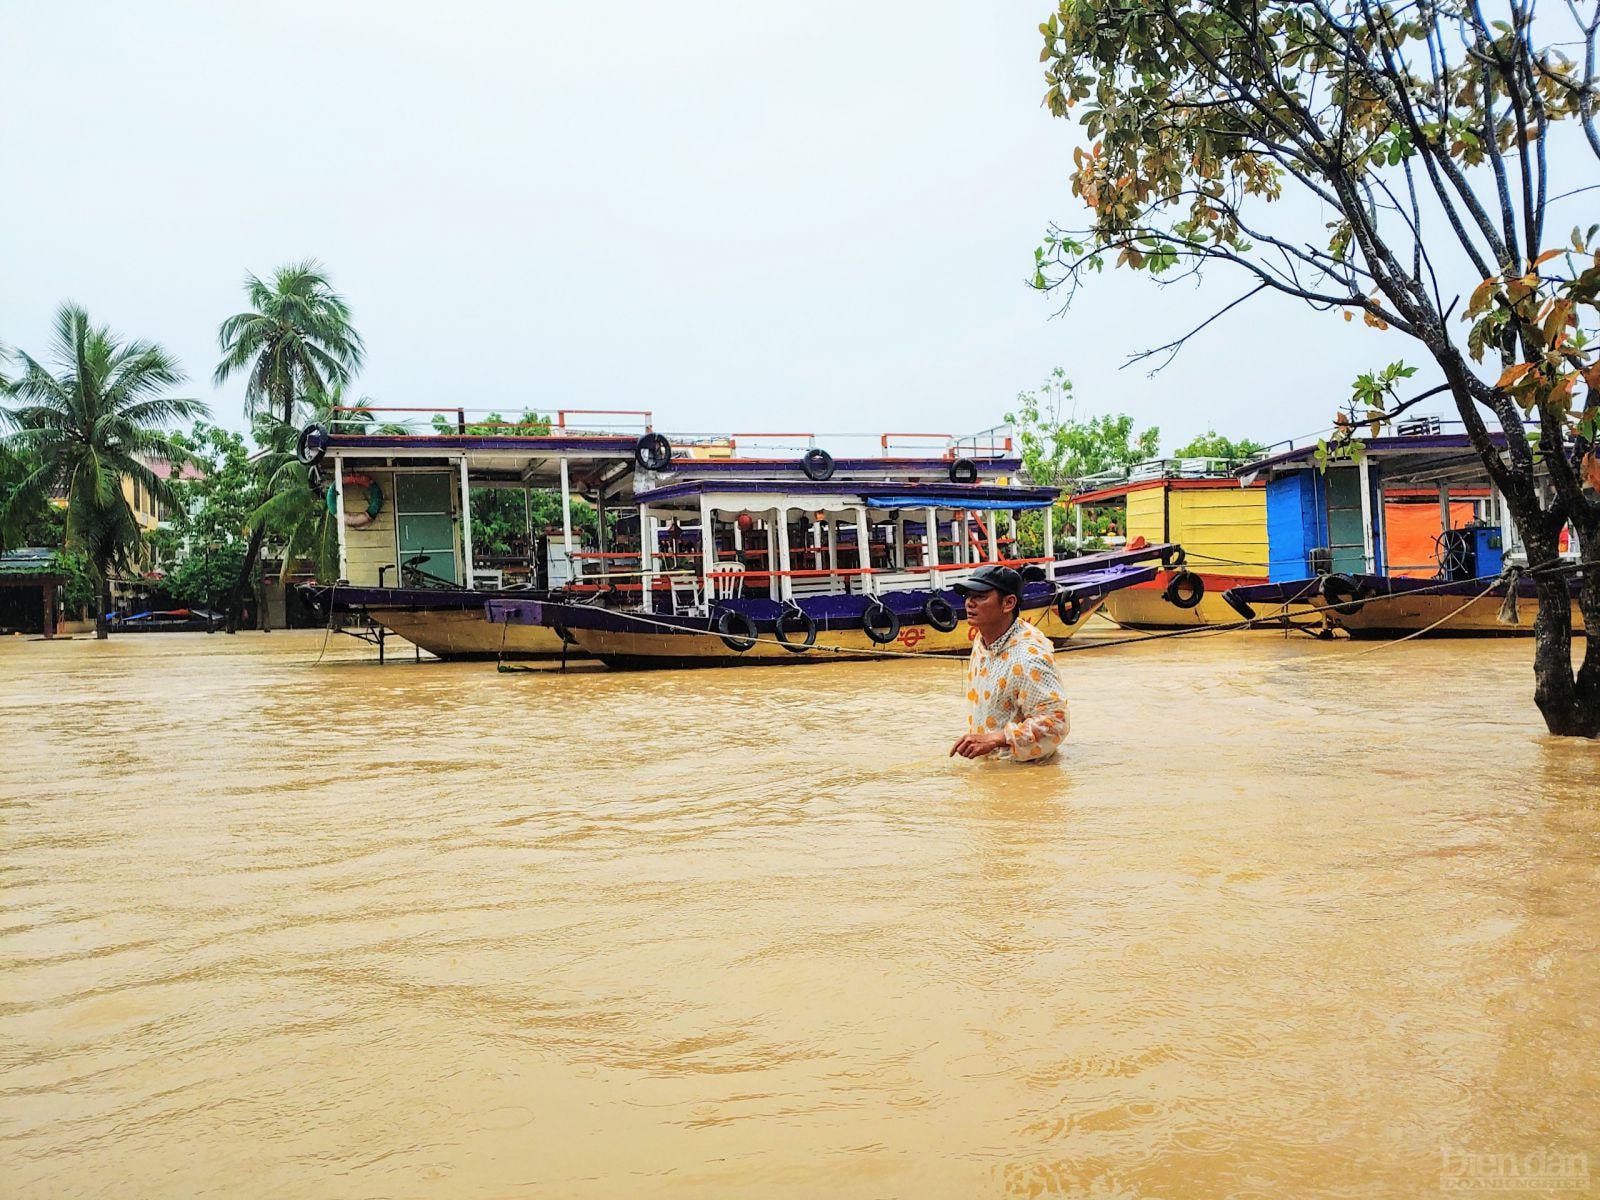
{"left": 948, "top": 565, "right": 1069, "bottom": 763}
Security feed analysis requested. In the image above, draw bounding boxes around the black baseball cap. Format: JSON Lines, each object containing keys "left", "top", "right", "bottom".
{"left": 952, "top": 564, "right": 1023, "bottom": 600}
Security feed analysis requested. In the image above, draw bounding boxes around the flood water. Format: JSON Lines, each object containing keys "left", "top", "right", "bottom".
{"left": 3, "top": 627, "right": 1598, "bottom": 1198}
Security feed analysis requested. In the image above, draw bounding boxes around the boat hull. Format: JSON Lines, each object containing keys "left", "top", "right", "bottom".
{"left": 486, "top": 560, "right": 1160, "bottom": 669}
{"left": 297, "top": 584, "right": 579, "bottom": 660}
{"left": 1223, "top": 573, "right": 1586, "bottom": 638}
{"left": 367, "top": 607, "right": 573, "bottom": 659}
{"left": 570, "top": 594, "right": 1101, "bottom": 668}
{"left": 1099, "top": 571, "right": 1316, "bottom": 629}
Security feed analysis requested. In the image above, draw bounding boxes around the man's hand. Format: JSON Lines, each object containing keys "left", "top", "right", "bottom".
{"left": 949, "top": 729, "right": 1008, "bottom": 759}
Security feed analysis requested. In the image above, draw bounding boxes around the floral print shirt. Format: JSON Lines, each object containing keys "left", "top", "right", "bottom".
{"left": 965, "top": 616, "right": 1069, "bottom": 762}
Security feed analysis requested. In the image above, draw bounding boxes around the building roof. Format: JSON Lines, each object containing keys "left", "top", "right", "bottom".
{"left": 0, "top": 547, "right": 65, "bottom": 580}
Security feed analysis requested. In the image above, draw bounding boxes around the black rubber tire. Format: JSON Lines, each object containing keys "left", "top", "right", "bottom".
{"left": 1161, "top": 545, "right": 1187, "bottom": 567}
{"left": 801, "top": 448, "right": 835, "bottom": 482}
{"left": 1056, "top": 590, "right": 1085, "bottom": 625}
{"left": 1320, "top": 573, "right": 1365, "bottom": 615}
{"left": 923, "top": 595, "right": 959, "bottom": 633}
{"left": 862, "top": 601, "right": 901, "bottom": 644}
{"left": 635, "top": 433, "right": 673, "bottom": 471}
{"left": 1222, "top": 592, "right": 1258, "bottom": 622}
{"left": 1020, "top": 564, "right": 1047, "bottom": 583}
{"left": 295, "top": 423, "right": 329, "bottom": 466}
{"left": 1164, "top": 570, "right": 1205, "bottom": 610}
{"left": 774, "top": 606, "right": 817, "bottom": 652}
{"left": 948, "top": 457, "right": 979, "bottom": 485}
{"left": 716, "top": 609, "right": 758, "bottom": 652}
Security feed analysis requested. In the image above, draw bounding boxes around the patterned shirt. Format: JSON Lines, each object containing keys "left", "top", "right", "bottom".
{"left": 965, "top": 616, "right": 1069, "bottom": 762}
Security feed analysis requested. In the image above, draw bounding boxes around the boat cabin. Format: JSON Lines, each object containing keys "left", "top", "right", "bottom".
{"left": 1243, "top": 422, "right": 1563, "bottom": 584}
{"left": 624, "top": 440, "right": 1057, "bottom": 614}
{"left": 308, "top": 407, "right": 651, "bottom": 592}
{"left": 1069, "top": 457, "right": 1269, "bottom": 580}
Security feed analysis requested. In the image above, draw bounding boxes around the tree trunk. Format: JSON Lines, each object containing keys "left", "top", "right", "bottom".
{"left": 225, "top": 523, "right": 267, "bottom": 634}
{"left": 1517, "top": 520, "right": 1600, "bottom": 738}
{"left": 95, "top": 577, "right": 111, "bottom": 640}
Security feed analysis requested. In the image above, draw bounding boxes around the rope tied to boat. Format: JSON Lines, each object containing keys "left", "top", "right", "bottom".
{"left": 1496, "top": 565, "right": 1524, "bottom": 627}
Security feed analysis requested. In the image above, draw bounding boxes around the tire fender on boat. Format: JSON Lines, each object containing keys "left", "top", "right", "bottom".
{"left": 296, "top": 423, "right": 329, "bottom": 466}
{"left": 774, "top": 605, "right": 817, "bottom": 652}
{"left": 635, "top": 433, "right": 673, "bottom": 472}
{"left": 1319, "top": 573, "right": 1366, "bottom": 614}
{"left": 923, "top": 595, "right": 959, "bottom": 633}
{"left": 948, "top": 457, "right": 979, "bottom": 485}
{"left": 1163, "top": 570, "right": 1205, "bottom": 610}
{"left": 1055, "top": 590, "right": 1085, "bottom": 626}
{"left": 801, "top": 448, "right": 835, "bottom": 482}
{"left": 716, "top": 609, "right": 758, "bottom": 652}
{"left": 1161, "top": 544, "right": 1187, "bottom": 567}
{"left": 862, "top": 601, "right": 900, "bottom": 644}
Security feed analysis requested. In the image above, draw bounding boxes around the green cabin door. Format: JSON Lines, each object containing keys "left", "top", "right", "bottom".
{"left": 395, "top": 473, "right": 458, "bottom": 585}
{"left": 1324, "top": 469, "right": 1368, "bottom": 575}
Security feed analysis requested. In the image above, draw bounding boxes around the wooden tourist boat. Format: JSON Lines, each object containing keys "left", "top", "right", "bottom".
{"left": 484, "top": 455, "right": 1173, "bottom": 667}
{"left": 1220, "top": 422, "right": 1585, "bottom": 637}
{"left": 293, "top": 407, "right": 655, "bottom": 659}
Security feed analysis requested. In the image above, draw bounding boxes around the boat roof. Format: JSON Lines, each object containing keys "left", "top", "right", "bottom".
{"left": 634, "top": 479, "right": 1060, "bottom": 512}
{"left": 1067, "top": 456, "right": 1260, "bottom": 503}
{"left": 1239, "top": 428, "right": 1545, "bottom": 489}
{"left": 318, "top": 410, "right": 1022, "bottom": 503}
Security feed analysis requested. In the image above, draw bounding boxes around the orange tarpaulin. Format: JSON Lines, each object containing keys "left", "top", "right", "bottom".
{"left": 1384, "top": 500, "right": 1478, "bottom": 577}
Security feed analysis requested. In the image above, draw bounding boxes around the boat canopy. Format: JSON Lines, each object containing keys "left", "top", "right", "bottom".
{"left": 862, "top": 493, "right": 1054, "bottom": 511}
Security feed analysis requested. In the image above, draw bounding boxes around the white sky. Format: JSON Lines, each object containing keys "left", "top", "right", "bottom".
{"left": 1, "top": 1, "right": 1411, "bottom": 454}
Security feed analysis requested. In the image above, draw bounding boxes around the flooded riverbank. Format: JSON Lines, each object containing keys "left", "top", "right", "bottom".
{"left": 3, "top": 629, "right": 1597, "bottom": 1198}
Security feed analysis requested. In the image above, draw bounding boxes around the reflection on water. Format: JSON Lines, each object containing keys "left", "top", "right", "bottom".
{"left": 2, "top": 628, "right": 1597, "bottom": 1198}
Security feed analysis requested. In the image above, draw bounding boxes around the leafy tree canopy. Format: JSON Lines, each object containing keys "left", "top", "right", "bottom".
{"left": 1006, "top": 368, "right": 1160, "bottom": 486}
{"left": 1033, "top": 0, "right": 1600, "bottom": 735}
{"left": 1171, "top": 430, "right": 1268, "bottom": 459}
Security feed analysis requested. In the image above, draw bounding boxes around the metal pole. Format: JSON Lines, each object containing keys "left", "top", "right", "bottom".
{"left": 854, "top": 507, "right": 874, "bottom": 595}
{"left": 925, "top": 507, "right": 939, "bottom": 568}
{"left": 699, "top": 495, "right": 716, "bottom": 611}
{"left": 1438, "top": 483, "right": 1451, "bottom": 535}
{"left": 641, "top": 505, "right": 656, "bottom": 603}
{"left": 558, "top": 457, "right": 575, "bottom": 584}
{"left": 459, "top": 455, "right": 475, "bottom": 590}
{"left": 986, "top": 512, "right": 999, "bottom": 562}
{"left": 523, "top": 487, "right": 533, "bottom": 564}
{"left": 774, "top": 506, "right": 793, "bottom": 601}
{"left": 1044, "top": 505, "right": 1055, "bottom": 574}
{"left": 333, "top": 453, "right": 349, "bottom": 582}
{"left": 1357, "top": 456, "right": 1376, "bottom": 574}
{"left": 1075, "top": 503, "right": 1083, "bottom": 547}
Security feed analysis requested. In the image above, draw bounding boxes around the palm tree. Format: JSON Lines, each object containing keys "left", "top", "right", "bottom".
{"left": 214, "top": 261, "right": 364, "bottom": 630}
{"left": 0, "top": 304, "right": 207, "bottom": 637}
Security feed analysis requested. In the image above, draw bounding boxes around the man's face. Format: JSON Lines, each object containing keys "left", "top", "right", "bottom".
{"left": 963, "top": 587, "right": 1015, "bottom": 631}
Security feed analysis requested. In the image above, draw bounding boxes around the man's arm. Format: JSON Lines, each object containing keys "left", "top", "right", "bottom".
{"left": 1003, "top": 650, "right": 1069, "bottom": 761}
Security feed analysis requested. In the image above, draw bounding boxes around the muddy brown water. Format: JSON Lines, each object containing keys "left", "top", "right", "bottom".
{"left": 2, "top": 628, "right": 1597, "bottom": 1198}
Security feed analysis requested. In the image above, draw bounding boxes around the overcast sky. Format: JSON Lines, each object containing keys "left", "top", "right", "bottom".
{"left": 2, "top": 1, "right": 1408, "bottom": 454}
